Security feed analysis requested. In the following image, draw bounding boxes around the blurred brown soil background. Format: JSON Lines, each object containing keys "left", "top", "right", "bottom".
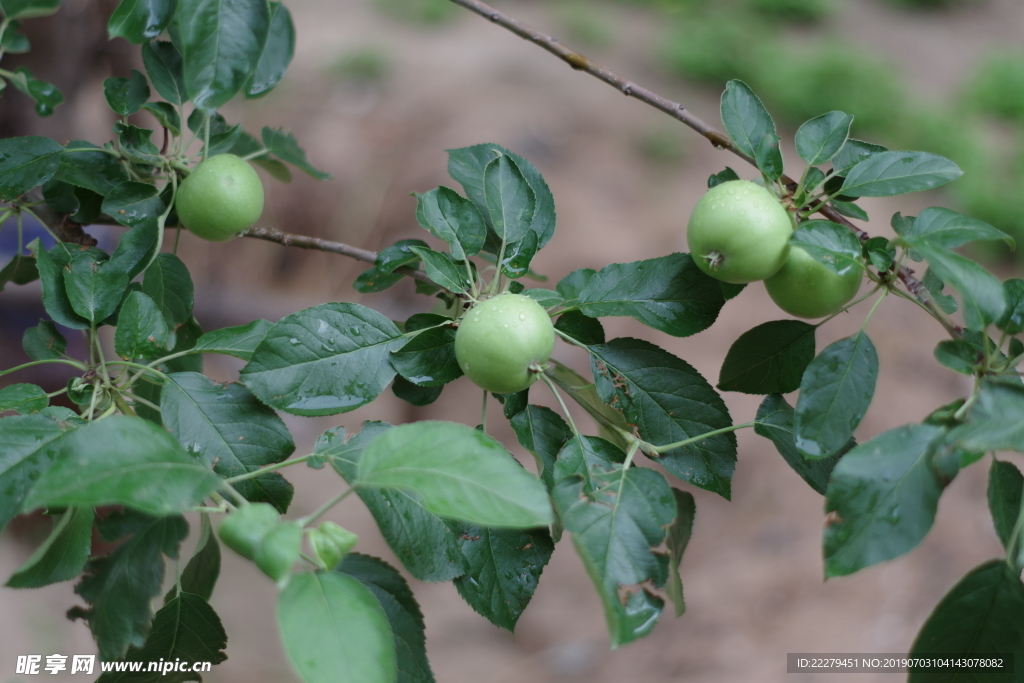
{"left": 2, "top": 1, "right": 1023, "bottom": 681}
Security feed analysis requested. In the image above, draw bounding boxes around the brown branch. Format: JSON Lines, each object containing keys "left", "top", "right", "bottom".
{"left": 243, "top": 226, "right": 437, "bottom": 288}
{"left": 448, "top": 0, "right": 962, "bottom": 339}
{"left": 26, "top": 202, "right": 440, "bottom": 292}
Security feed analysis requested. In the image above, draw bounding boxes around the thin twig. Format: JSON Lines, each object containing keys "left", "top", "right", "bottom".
{"left": 243, "top": 226, "right": 439, "bottom": 289}
{"left": 447, "top": 0, "right": 962, "bottom": 339}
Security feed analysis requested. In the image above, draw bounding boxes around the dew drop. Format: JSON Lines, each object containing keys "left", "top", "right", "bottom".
{"left": 519, "top": 313, "right": 526, "bottom": 320}
{"left": 289, "top": 337, "right": 300, "bottom": 345}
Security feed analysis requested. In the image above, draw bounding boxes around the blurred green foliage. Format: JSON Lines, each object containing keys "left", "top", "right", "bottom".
{"left": 748, "top": 0, "right": 833, "bottom": 22}
{"left": 332, "top": 47, "right": 391, "bottom": 83}
{"left": 881, "top": 0, "right": 975, "bottom": 8}
{"left": 969, "top": 52, "right": 1024, "bottom": 123}
{"left": 637, "top": 127, "right": 688, "bottom": 164}
{"left": 373, "top": 0, "right": 456, "bottom": 24}
{"left": 654, "top": 0, "right": 1024, "bottom": 253}
{"left": 556, "top": 0, "right": 613, "bottom": 47}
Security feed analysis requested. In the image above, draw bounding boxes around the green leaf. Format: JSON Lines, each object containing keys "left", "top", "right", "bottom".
{"left": 754, "top": 394, "right": 852, "bottom": 495}
{"left": 923, "top": 268, "right": 958, "bottom": 315}
{"left": 902, "top": 207, "right": 1014, "bottom": 251}
{"left": 949, "top": 381, "right": 1024, "bottom": 454}
{"left": 104, "top": 182, "right": 166, "bottom": 233}
{"left": 56, "top": 141, "right": 131, "bottom": 195}
{"left": 108, "top": 0, "right": 175, "bottom": 43}
{"left": 830, "top": 199, "right": 869, "bottom": 222}
{"left": 353, "top": 266, "right": 405, "bottom": 293}
{"left": 483, "top": 154, "right": 536, "bottom": 244}
{"left": 162, "top": 314, "right": 203, "bottom": 374}
{"left": 191, "top": 319, "right": 272, "bottom": 361}
{"left": 446, "top": 143, "right": 556, "bottom": 250}
{"left": 64, "top": 251, "right": 131, "bottom": 324}
{"left": 554, "top": 309, "right": 604, "bottom": 346}
{"left": 261, "top": 127, "right": 332, "bottom": 179}
{"left": 141, "top": 101, "right": 181, "bottom": 135}
{"left": 178, "top": 0, "right": 269, "bottom": 112}
{"left": 908, "top": 560, "right": 1024, "bottom": 682}
{"left": 321, "top": 422, "right": 469, "bottom": 582}
{"left": 589, "top": 338, "right": 736, "bottom": 498}
{"left": 0, "top": 136, "right": 63, "bottom": 200}
{"left": 114, "top": 290, "right": 171, "bottom": 359}
{"left": 390, "top": 325, "right": 461, "bottom": 387}
{"left": 170, "top": 513, "right": 220, "bottom": 601}
{"left": 7, "top": 66, "right": 64, "bottom": 116}
{"left": 0, "top": 0, "right": 60, "bottom": 19}
{"left": 987, "top": 459, "right": 1023, "bottom": 551}
{"left": 161, "top": 373, "right": 296, "bottom": 512}
{"left": 6, "top": 506, "right": 93, "bottom": 588}
{"left": 96, "top": 592, "right": 228, "bottom": 683}
{"left": 22, "top": 319, "right": 66, "bottom": 360}
{"left": 241, "top": 302, "right": 404, "bottom": 416}
{"left": 520, "top": 288, "right": 563, "bottom": 308}
{"left": 407, "top": 246, "right": 471, "bottom": 294}
{"left": 720, "top": 79, "right": 775, "bottom": 159}
{"left": 546, "top": 360, "right": 631, "bottom": 451}
{"left": 832, "top": 139, "right": 887, "bottom": 175}
{"left": 499, "top": 229, "right": 539, "bottom": 279}
{"left": 707, "top": 166, "right": 739, "bottom": 188}
{"left": 802, "top": 166, "right": 827, "bottom": 194}
{"left": 795, "top": 111, "right": 853, "bottom": 166}
{"left": 357, "top": 421, "right": 553, "bottom": 528}
{"left": 554, "top": 466, "right": 674, "bottom": 648}
{"left": 665, "top": 489, "right": 695, "bottom": 617}
{"left": 907, "top": 240, "right": 1006, "bottom": 331}
{"left": 143, "top": 253, "right": 194, "bottom": 329}
{"left": 0, "top": 20, "right": 29, "bottom": 52}
{"left": 103, "top": 69, "right": 150, "bottom": 116}
{"left": 42, "top": 176, "right": 78, "bottom": 214}
{"left": 0, "top": 413, "right": 79, "bottom": 530}
{"left": 0, "top": 253, "right": 38, "bottom": 291}
{"left": 114, "top": 122, "right": 161, "bottom": 164}
{"left": 717, "top": 320, "right": 815, "bottom": 394}
{"left": 23, "top": 415, "right": 221, "bottom": 516}
{"left": 997, "top": 278, "right": 1024, "bottom": 335}
{"left": 68, "top": 510, "right": 188, "bottom": 661}
{"left": 338, "top": 554, "right": 435, "bottom": 683}
{"left": 244, "top": 1, "right": 294, "bottom": 97}
{"left": 839, "top": 151, "right": 962, "bottom": 198}
{"left": 789, "top": 220, "right": 863, "bottom": 275}
{"left": 71, "top": 186, "right": 103, "bottom": 224}
{"left": 933, "top": 339, "right": 981, "bottom": 375}
{"left": 391, "top": 377, "right": 442, "bottom": 406}
{"left": 578, "top": 253, "right": 726, "bottom": 338}
{"left": 755, "top": 132, "right": 783, "bottom": 181}
{"left": 823, "top": 424, "right": 946, "bottom": 577}
{"left": 795, "top": 333, "right": 878, "bottom": 458}
{"left": 142, "top": 40, "right": 186, "bottom": 105}
{"left": 509, "top": 405, "right": 573, "bottom": 490}
{"left": 414, "top": 186, "right": 486, "bottom": 260}
{"left": 374, "top": 239, "right": 427, "bottom": 274}
{"left": 279, "top": 571, "right": 397, "bottom": 683}
{"left": 0, "top": 383, "right": 48, "bottom": 414}
{"left": 555, "top": 267, "right": 596, "bottom": 301}
{"left": 552, "top": 436, "right": 625, "bottom": 493}
{"left": 28, "top": 240, "right": 89, "bottom": 329}
{"left": 451, "top": 524, "right": 554, "bottom": 632}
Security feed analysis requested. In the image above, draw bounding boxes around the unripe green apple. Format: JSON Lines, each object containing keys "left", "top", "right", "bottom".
{"left": 176, "top": 154, "right": 265, "bottom": 242}
{"left": 764, "top": 246, "right": 862, "bottom": 319}
{"left": 687, "top": 180, "right": 793, "bottom": 284}
{"left": 454, "top": 293, "right": 555, "bottom": 394}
